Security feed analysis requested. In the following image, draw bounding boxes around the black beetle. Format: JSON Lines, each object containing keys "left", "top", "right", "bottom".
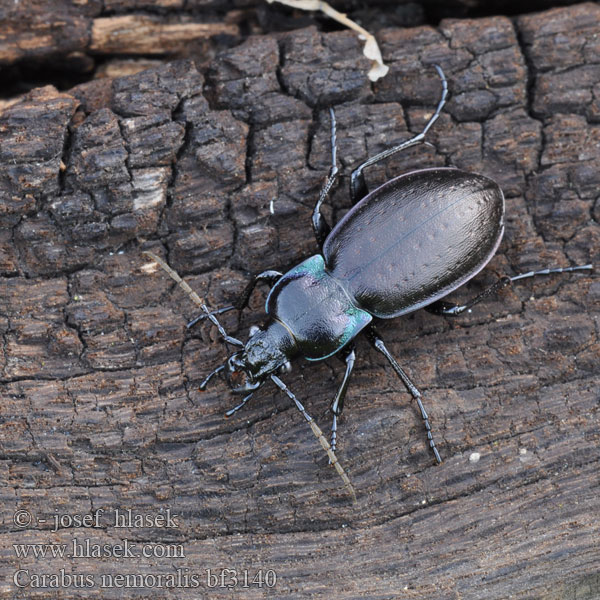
{"left": 145, "top": 65, "right": 591, "bottom": 498}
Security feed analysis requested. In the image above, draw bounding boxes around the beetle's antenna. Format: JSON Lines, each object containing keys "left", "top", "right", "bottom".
{"left": 270, "top": 374, "right": 357, "bottom": 502}
{"left": 143, "top": 251, "right": 244, "bottom": 348}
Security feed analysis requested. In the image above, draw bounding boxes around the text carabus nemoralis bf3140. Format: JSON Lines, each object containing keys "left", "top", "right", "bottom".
{"left": 145, "top": 65, "right": 592, "bottom": 500}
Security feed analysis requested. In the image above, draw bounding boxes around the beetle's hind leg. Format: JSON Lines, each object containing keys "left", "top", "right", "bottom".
{"left": 350, "top": 65, "right": 448, "bottom": 203}
{"left": 312, "top": 108, "right": 339, "bottom": 250}
{"left": 187, "top": 270, "right": 282, "bottom": 329}
{"left": 426, "top": 276, "right": 511, "bottom": 316}
{"left": 329, "top": 345, "right": 356, "bottom": 456}
{"left": 366, "top": 325, "right": 442, "bottom": 464}
{"left": 426, "top": 264, "right": 593, "bottom": 317}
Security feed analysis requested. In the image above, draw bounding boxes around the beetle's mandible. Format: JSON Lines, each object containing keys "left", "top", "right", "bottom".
{"left": 145, "top": 65, "right": 592, "bottom": 499}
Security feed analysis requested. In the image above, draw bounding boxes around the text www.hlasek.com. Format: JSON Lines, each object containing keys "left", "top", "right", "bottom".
{"left": 14, "top": 538, "right": 182, "bottom": 560}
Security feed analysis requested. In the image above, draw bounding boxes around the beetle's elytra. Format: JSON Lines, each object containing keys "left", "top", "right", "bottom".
{"left": 145, "top": 65, "right": 592, "bottom": 499}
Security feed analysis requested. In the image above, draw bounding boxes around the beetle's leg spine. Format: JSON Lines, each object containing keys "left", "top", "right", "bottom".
{"left": 270, "top": 375, "right": 357, "bottom": 502}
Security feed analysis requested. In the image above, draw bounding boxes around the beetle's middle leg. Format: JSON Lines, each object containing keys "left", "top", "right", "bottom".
{"left": 350, "top": 64, "right": 448, "bottom": 203}
{"left": 312, "top": 108, "right": 339, "bottom": 250}
{"left": 366, "top": 325, "right": 442, "bottom": 464}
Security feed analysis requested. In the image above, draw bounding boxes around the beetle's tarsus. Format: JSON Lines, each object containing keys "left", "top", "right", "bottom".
{"left": 143, "top": 250, "right": 243, "bottom": 348}
{"left": 422, "top": 64, "right": 448, "bottom": 138}
{"left": 330, "top": 414, "right": 338, "bottom": 458}
{"left": 509, "top": 263, "right": 593, "bottom": 282}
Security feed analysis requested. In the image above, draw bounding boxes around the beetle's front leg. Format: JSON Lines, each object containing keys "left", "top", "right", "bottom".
{"left": 330, "top": 344, "right": 356, "bottom": 455}
{"left": 312, "top": 108, "right": 339, "bottom": 250}
{"left": 366, "top": 325, "right": 442, "bottom": 464}
{"left": 187, "top": 270, "right": 282, "bottom": 329}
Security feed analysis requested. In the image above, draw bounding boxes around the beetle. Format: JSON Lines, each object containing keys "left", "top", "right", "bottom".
{"left": 145, "top": 65, "right": 591, "bottom": 498}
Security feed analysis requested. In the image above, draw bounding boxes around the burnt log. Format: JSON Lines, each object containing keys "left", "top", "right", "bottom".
{"left": 0, "top": 1, "right": 594, "bottom": 78}
{"left": 0, "top": 3, "right": 599, "bottom": 599}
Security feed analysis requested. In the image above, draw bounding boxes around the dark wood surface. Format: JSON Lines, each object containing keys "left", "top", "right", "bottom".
{"left": 0, "top": 3, "right": 599, "bottom": 599}
{"left": 0, "top": 0, "right": 593, "bottom": 78}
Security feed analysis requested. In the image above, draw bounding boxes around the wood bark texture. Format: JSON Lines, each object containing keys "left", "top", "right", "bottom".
{"left": 0, "top": 0, "right": 593, "bottom": 70}
{"left": 0, "top": 3, "right": 599, "bottom": 599}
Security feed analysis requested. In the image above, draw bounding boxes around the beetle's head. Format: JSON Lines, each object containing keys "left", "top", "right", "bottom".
{"left": 226, "top": 321, "right": 296, "bottom": 393}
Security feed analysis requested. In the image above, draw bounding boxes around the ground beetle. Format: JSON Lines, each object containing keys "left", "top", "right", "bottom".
{"left": 145, "top": 65, "right": 592, "bottom": 499}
